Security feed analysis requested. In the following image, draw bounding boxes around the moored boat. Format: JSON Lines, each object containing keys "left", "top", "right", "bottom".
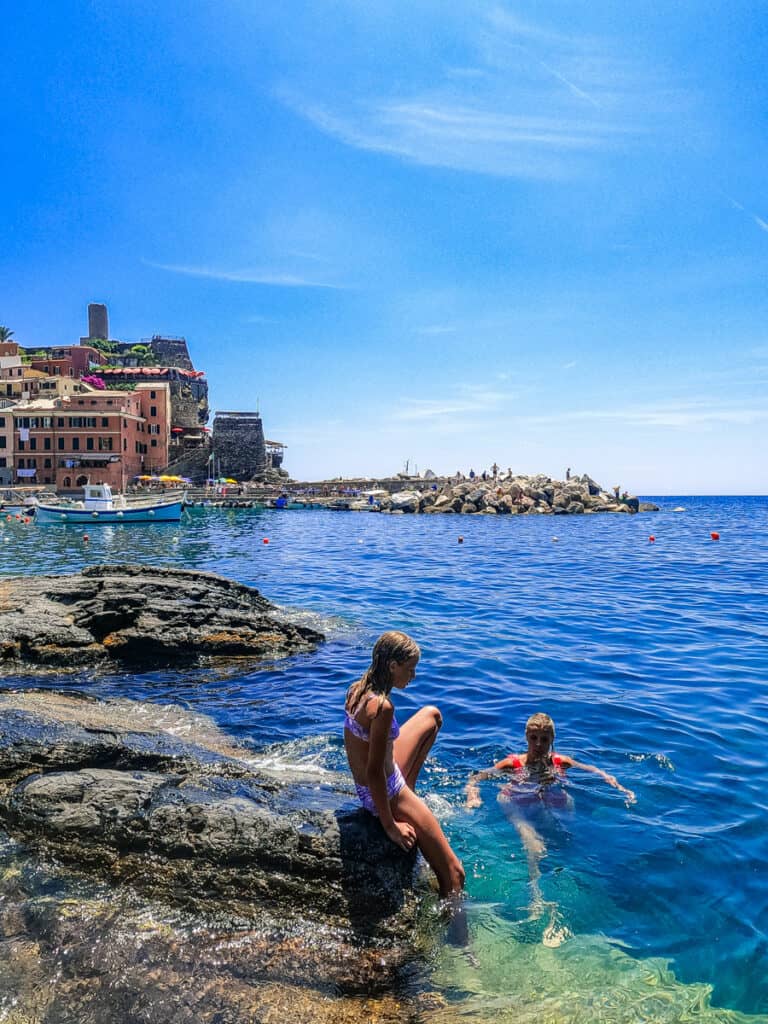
{"left": 35, "top": 484, "right": 184, "bottom": 525}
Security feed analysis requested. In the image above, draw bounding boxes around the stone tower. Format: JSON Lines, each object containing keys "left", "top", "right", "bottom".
{"left": 88, "top": 303, "right": 109, "bottom": 340}
{"left": 212, "top": 412, "right": 267, "bottom": 480}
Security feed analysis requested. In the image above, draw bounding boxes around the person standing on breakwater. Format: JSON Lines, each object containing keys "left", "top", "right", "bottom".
{"left": 344, "top": 631, "right": 465, "bottom": 898}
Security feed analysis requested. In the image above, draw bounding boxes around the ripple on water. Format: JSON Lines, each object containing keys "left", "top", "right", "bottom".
{"left": 1, "top": 498, "right": 767, "bottom": 1015}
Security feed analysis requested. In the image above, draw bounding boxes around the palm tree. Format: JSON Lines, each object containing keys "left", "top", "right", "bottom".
{"left": 0, "top": 326, "right": 14, "bottom": 343}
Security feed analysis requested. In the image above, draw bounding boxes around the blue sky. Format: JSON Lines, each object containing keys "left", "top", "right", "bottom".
{"left": 1, "top": 2, "right": 767, "bottom": 492}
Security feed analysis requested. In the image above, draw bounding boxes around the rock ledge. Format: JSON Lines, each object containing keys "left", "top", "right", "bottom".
{"left": 0, "top": 564, "right": 324, "bottom": 672}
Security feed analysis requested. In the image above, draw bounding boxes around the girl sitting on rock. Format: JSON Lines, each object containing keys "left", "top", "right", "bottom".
{"left": 344, "top": 631, "right": 465, "bottom": 898}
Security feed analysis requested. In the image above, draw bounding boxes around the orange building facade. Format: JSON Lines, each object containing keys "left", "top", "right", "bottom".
{"left": 11, "top": 382, "right": 170, "bottom": 491}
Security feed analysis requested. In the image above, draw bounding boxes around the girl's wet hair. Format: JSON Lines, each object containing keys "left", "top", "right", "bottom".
{"left": 526, "top": 712, "right": 555, "bottom": 738}
{"left": 345, "top": 630, "right": 421, "bottom": 715}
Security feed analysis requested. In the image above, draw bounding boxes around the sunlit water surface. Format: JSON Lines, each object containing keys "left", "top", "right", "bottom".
{"left": 1, "top": 496, "right": 766, "bottom": 1020}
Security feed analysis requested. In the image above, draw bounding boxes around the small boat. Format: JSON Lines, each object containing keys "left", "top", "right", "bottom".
{"left": 35, "top": 484, "right": 184, "bottom": 525}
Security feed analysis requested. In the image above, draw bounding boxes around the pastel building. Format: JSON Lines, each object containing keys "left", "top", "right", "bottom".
{"left": 11, "top": 382, "right": 170, "bottom": 490}
{"left": 27, "top": 345, "right": 106, "bottom": 379}
{"left": 0, "top": 400, "right": 15, "bottom": 486}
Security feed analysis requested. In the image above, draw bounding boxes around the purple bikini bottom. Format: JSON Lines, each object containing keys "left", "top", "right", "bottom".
{"left": 355, "top": 764, "right": 407, "bottom": 815}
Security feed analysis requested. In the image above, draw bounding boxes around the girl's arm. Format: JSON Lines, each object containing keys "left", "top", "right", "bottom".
{"left": 366, "top": 702, "right": 417, "bottom": 850}
{"left": 560, "top": 755, "right": 635, "bottom": 803}
{"left": 465, "top": 756, "right": 518, "bottom": 809}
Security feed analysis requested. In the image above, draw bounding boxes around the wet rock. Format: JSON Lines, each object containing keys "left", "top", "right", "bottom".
{"left": 0, "top": 564, "right": 323, "bottom": 674}
{"left": 0, "top": 693, "right": 425, "bottom": 948}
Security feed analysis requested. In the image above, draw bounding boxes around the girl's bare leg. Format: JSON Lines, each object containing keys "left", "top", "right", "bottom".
{"left": 393, "top": 705, "right": 442, "bottom": 790}
{"left": 392, "top": 786, "right": 464, "bottom": 897}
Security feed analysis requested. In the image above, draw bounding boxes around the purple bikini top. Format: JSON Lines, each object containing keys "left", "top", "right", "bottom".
{"left": 344, "top": 709, "right": 400, "bottom": 742}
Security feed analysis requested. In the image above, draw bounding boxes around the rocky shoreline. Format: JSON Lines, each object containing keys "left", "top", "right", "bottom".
{"left": 0, "top": 691, "right": 433, "bottom": 994}
{"left": 0, "top": 564, "right": 324, "bottom": 673}
{"left": 375, "top": 473, "right": 658, "bottom": 516}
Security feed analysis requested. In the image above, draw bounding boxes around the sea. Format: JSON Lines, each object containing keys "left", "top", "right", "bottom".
{"left": 0, "top": 496, "right": 766, "bottom": 1022}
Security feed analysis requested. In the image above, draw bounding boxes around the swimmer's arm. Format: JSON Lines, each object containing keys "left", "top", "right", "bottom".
{"left": 564, "top": 756, "right": 636, "bottom": 803}
{"left": 465, "top": 757, "right": 518, "bottom": 809}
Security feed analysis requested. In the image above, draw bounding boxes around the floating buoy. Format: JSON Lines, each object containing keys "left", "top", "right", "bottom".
{"left": 148, "top": 509, "right": 155, "bottom": 517}
{"left": 649, "top": 535, "right": 655, "bottom": 543}
{"left": 458, "top": 536, "right": 464, "bottom": 544}
{"left": 15, "top": 515, "right": 20, "bottom": 521}
{"left": 5, "top": 516, "right": 10, "bottom": 522}
{"left": 711, "top": 532, "right": 720, "bottom": 541}
{"left": 552, "top": 536, "right": 559, "bottom": 543}
{"left": 23, "top": 517, "right": 30, "bottom": 524}
{"left": 83, "top": 534, "right": 89, "bottom": 543}
{"left": 263, "top": 538, "right": 269, "bottom": 545}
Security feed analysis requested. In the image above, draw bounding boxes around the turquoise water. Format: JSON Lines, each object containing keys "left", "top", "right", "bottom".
{"left": 1, "top": 496, "right": 767, "bottom": 1018}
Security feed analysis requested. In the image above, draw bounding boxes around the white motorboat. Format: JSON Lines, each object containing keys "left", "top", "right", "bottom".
{"left": 35, "top": 484, "right": 184, "bottom": 525}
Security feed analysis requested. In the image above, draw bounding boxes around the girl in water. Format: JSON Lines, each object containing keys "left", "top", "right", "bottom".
{"left": 465, "top": 712, "right": 635, "bottom": 810}
{"left": 465, "top": 712, "right": 634, "bottom": 942}
{"left": 344, "top": 631, "right": 465, "bottom": 898}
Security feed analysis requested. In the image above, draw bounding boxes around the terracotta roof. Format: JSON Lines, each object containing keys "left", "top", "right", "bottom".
{"left": 98, "top": 366, "right": 205, "bottom": 379}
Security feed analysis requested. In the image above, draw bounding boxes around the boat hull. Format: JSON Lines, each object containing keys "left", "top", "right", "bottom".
{"left": 35, "top": 501, "right": 183, "bottom": 525}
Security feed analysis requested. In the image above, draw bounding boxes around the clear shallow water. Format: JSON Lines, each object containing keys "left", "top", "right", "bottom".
{"left": 1, "top": 496, "right": 767, "bottom": 1018}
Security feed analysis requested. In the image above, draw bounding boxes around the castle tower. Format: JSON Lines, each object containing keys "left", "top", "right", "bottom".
{"left": 212, "top": 412, "right": 267, "bottom": 480}
{"left": 88, "top": 303, "right": 109, "bottom": 340}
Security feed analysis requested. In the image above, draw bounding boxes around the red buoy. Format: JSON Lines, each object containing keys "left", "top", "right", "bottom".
{"left": 263, "top": 538, "right": 269, "bottom": 545}
{"left": 649, "top": 536, "right": 655, "bottom": 543}
{"left": 711, "top": 531, "right": 720, "bottom": 541}
{"left": 83, "top": 534, "right": 89, "bottom": 543}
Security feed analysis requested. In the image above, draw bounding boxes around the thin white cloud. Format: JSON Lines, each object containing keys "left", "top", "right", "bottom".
{"left": 721, "top": 193, "right": 768, "bottom": 236}
{"left": 282, "top": 9, "right": 682, "bottom": 179}
{"left": 145, "top": 260, "right": 345, "bottom": 289}
{"left": 285, "top": 96, "right": 640, "bottom": 180}
{"left": 393, "top": 386, "right": 514, "bottom": 421}
{"left": 528, "top": 400, "right": 768, "bottom": 429}
{"left": 562, "top": 360, "right": 577, "bottom": 370}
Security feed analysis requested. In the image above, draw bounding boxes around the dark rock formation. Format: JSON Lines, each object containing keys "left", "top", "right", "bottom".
{"left": 0, "top": 692, "right": 427, "bottom": 963}
{"left": 0, "top": 564, "right": 323, "bottom": 672}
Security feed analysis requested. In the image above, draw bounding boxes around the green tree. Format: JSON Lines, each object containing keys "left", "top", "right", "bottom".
{"left": 0, "top": 326, "right": 15, "bottom": 343}
{"left": 87, "top": 337, "right": 118, "bottom": 355}
{"left": 129, "top": 343, "right": 158, "bottom": 366}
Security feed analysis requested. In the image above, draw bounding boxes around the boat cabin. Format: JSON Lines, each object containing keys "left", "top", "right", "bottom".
{"left": 82, "top": 483, "right": 118, "bottom": 511}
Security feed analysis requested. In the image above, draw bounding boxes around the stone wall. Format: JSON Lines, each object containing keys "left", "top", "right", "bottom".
{"left": 173, "top": 379, "right": 209, "bottom": 428}
{"left": 212, "top": 412, "right": 266, "bottom": 480}
{"left": 163, "top": 445, "right": 213, "bottom": 484}
{"left": 149, "top": 336, "right": 194, "bottom": 371}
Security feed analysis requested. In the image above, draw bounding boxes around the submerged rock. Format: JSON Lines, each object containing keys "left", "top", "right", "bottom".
{"left": 0, "top": 564, "right": 324, "bottom": 673}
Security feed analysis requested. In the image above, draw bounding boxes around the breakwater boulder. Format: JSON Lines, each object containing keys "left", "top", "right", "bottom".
{"left": 0, "top": 692, "right": 429, "bottom": 989}
{"left": 376, "top": 473, "right": 656, "bottom": 515}
{"left": 0, "top": 564, "right": 323, "bottom": 672}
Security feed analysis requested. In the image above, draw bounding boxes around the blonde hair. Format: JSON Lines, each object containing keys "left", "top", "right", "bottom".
{"left": 526, "top": 712, "right": 555, "bottom": 738}
{"left": 345, "top": 631, "right": 421, "bottom": 715}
